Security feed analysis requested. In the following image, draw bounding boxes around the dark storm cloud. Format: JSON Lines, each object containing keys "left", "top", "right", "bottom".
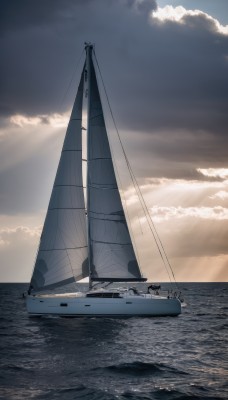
{"left": 126, "top": 128, "right": 228, "bottom": 180}
{"left": 0, "top": 0, "right": 157, "bottom": 116}
{"left": 0, "top": 0, "right": 89, "bottom": 32}
{"left": 118, "top": 14, "right": 228, "bottom": 135}
{"left": 1, "top": 0, "right": 228, "bottom": 178}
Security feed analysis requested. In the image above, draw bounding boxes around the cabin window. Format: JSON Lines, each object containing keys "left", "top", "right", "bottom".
{"left": 126, "top": 302, "right": 132, "bottom": 304}
{"left": 86, "top": 292, "right": 121, "bottom": 298}
{"left": 60, "top": 303, "right": 68, "bottom": 307}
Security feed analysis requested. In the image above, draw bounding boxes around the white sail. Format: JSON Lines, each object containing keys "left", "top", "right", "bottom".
{"left": 30, "top": 69, "right": 88, "bottom": 291}
{"left": 87, "top": 51, "right": 145, "bottom": 282}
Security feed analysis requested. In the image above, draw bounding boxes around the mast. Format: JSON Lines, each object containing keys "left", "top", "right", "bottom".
{"left": 85, "top": 42, "right": 93, "bottom": 290}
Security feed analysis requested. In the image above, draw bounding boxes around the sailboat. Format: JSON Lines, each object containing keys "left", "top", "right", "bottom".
{"left": 26, "top": 43, "right": 181, "bottom": 317}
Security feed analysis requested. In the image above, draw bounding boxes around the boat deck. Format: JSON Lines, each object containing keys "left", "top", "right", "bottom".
{"left": 34, "top": 291, "right": 170, "bottom": 300}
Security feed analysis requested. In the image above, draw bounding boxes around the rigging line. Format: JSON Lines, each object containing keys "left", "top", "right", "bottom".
{"left": 125, "top": 157, "right": 175, "bottom": 285}
{"left": 128, "top": 160, "right": 179, "bottom": 287}
{"left": 58, "top": 48, "right": 85, "bottom": 112}
{"left": 123, "top": 152, "right": 173, "bottom": 284}
{"left": 123, "top": 134, "right": 178, "bottom": 286}
{"left": 93, "top": 50, "right": 178, "bottom": 287}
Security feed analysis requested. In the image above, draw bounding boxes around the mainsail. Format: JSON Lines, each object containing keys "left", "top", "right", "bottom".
{"left": 30, "top": 69, "right": 88, "bottom": 291}
{"left": 30, "top": 44, "right": 145, "bottom": 292}
{"left": 87, "top": 47, "right": 144, "bottom": 282}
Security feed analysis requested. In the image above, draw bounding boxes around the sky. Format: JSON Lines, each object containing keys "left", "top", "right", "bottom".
{"left": 1, "top": 0, "right": 228, "bottom": 283}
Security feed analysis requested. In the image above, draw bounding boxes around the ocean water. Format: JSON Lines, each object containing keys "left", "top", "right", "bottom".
{"left": 0, "top": 283, "right": 227, "bottom": 400}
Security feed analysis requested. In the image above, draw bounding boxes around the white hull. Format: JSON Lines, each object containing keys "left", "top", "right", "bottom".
{"left": 26, "top": 292, "right": 181, "bottom": 317}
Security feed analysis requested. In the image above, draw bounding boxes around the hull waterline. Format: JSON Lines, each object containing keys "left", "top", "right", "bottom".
{"left": 26, "top": 293, "right": 181, "bottom": 317}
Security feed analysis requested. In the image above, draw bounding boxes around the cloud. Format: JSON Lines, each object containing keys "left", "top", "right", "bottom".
{"left": 150, "top": 205, "right": 228, "bottom": 222}
{"left": 152, "top": 5, "right": 228, "bottom": 34}
{"left": 197, "top": 168, "right": 228, "bottom": 180}
{"left": 10, "top": 113, "right": 69, "bottom": 128}
{"left": 1, "top": 0, "right": 228, "bottom": 196}
{"left": 210, "top": 191, "right": 228, "bottom": 200}
{"left": 1, "top": 0, "right": 158, "bottom": 117}
{"left": 1, "top": 0, "right": 227, "bottom": 138}
{"left": 123, "top": 129, "right": 228, "bottom": 181}
{"left": 121, "top": 173, "right": 228, "bottom": 218}
{"left": 0, "top": 225, "right": 41, "bottom": 282}
{"left": 0, "top": 226, "right": 41, "bottom": 247}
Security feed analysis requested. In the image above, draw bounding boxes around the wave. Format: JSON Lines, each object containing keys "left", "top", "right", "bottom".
{"left": 3, "top": 364, "right": 34, "bottom": 373}
{"left": 49, "top": 384, "right": 118, "bottom": 400}
{"left": 213, "top": 322, "right": 228, "bottom": 331}
{"left": 195, "top": 313, "right": 207, "bottom": 316}
{"left": 0, "top": 384, "right": 118, "bottom": 400}
{"left": 122, "top": 388, "right": 225, "bottom": 400}
{"left": 104, "top": 361, "right": 188, "bottom": 376}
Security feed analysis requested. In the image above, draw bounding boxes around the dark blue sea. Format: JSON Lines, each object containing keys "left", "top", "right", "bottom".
{"left": 0, "top": 283, "right": 227, "bottom": 400}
